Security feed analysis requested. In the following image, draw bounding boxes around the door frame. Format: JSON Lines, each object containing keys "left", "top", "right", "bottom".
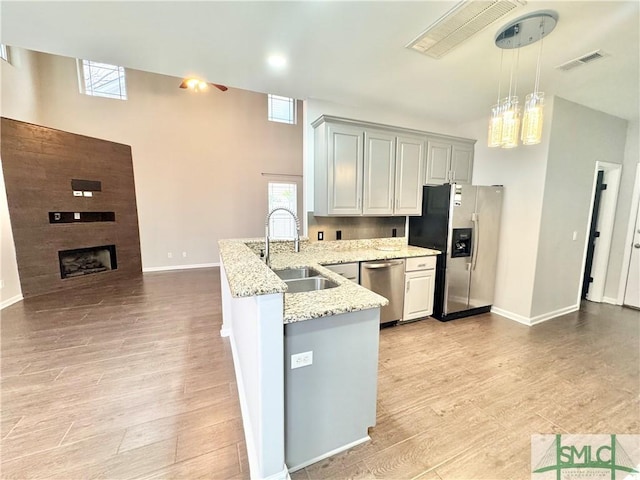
{"left": 617, "top": 162, "right": 640, "bottom": 304}
{"left": 578, "top": 161, "right": 622, "bottom": 303}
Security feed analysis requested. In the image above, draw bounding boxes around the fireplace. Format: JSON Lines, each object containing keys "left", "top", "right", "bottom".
{"left": 58, "top": 245, "right": 118, "bottom": 279}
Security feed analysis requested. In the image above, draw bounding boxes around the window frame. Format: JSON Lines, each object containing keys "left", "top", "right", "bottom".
{"left": 77, "top": 59, "right": 128, "bottom": 100}
{"left": 267, "top": 94, "right": 297, "bottom": 125}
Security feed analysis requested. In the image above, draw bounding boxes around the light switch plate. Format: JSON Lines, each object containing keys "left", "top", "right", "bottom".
{"left": 74, "top": 212, "right": 80, "bottom": 220}
{"left": 291, "top": 351, "right": 313, "bottom": 369}
{"left": 83, "top": 191, "right": 93, "bottom": 197}
{"left": 73, "top": 191, "right": 83, "bottom": 197}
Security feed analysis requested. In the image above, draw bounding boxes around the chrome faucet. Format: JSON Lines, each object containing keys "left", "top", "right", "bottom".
{"left": 264, "top": 207, "right": 300, "bottom": 267}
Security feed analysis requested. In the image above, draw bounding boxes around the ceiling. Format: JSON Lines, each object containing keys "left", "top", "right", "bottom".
{"left": 2, "top": 1, "right": 639, "bottom": 123}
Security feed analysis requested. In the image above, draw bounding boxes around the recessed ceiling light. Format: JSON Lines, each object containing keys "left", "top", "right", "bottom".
{"left": 267, "top": 55, "right": 287, "bottom": 68}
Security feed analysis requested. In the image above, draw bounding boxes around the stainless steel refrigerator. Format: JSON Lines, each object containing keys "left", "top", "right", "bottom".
{"left": 409, "top": 184, "right": 503, "bottom": 321}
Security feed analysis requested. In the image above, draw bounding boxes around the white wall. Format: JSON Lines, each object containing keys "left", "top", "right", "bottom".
{"left": 531, "top": 98, "right": 628, "bottom": 317}
{"left": 4, "top": 50, "right": 303, "bottom": 271}
{"left": 0, "top": 47, "right": 43, "bottom": 307}
{"left": 457, "top": 97, "right": 554, "bottom": 320}
{"left": 605, "top": 120, "right": 639, "bottom": 302}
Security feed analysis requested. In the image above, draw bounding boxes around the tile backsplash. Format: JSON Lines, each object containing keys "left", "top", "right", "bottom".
{"left": 307, "top": 213, "right": 406, "bottom": 242}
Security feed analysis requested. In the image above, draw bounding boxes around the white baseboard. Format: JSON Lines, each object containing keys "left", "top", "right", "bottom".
{"left": 142, "top": 262, "right": 219, "bottom": 273}
{"left": 491, "top": 304, "right": 580, "bottom": 326}
{"left": 602, "top": 296, "right": 620, "bottom": 305}
{"left": 287, "top": 435, "right": 371, "bottom": 473}
{"left": 1, "top": 294, "right": 23, "bottom": 310}
{"left": 220, "top": 327, "right": 231, "bottom": 338}
{"left": 490, "top": 306, "right": 533, "bottom": 326}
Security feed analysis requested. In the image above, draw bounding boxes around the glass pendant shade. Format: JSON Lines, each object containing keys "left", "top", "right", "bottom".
{"left": 521, "top": 92, "right": 544, "bottom": 145}
{"left": 500, "top": 96, "right": 520, "bottom": 148}
{"left": 487, "top": 103, "right": 504, "bottom": 147}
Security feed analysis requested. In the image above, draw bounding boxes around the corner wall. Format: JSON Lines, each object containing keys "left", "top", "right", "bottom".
{"left": 10, "top": 49, "right": 303, "bottom": 271}
{"left": 531, "top": 98, "right": 628, "bottom": 317}
{"left": 0, "top": 47, "right": 43, "bottom": 307}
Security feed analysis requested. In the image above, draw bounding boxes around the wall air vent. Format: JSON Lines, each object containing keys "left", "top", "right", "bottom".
{"left": 406, "top": 0, "right": 525, "bottom": 59}
{"left": 556, "top": 50, "right": 608, "bottom": 71}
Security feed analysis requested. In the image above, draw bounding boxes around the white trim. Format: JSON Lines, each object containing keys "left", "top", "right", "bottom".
{"left": 286, "top": 436, "right": 371, "bottom": 473}
{"left": 528, "top": 304, "right": 580, "bottom": 325}
{"left": 618, "top": 163, "right": 640, "bottom": 304}
{"left": 491, "top": 303, "right": 580, "bottom": 326}
{"left": 584, "top": 162, "right": 622, "bottom": 303}
{"left": 491, "top": 306, "right": 533, "bottom": 326}
{"left": 602, "top": 296, "right": 619, "bottom": 305}
{"left": 220, "top": 327, "right": 231, "bottom": 338}
{"left": 1, "top": 294, "right": 23, "bottom": 310}
{"left": 142, "top": 262, "right": 219, "bottom": 273}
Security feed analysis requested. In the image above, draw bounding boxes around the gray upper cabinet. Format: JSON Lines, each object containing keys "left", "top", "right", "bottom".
{"left": 314, "top": 122, "right": 364, "bottom": 216}
{"left": 394, "top": 136, "right": 425, "bottom": 215}
{"left": 313, "top": 115, "right": 473, "bottom": 216}
{"left": 425, "top": 138, "right": 475, "bottom": 185}
{"left": 363, "top": 130, "right": 396, "bottom": 215}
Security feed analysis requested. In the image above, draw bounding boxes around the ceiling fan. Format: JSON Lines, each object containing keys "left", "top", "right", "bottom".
{"left": 179, "top": 78, "right": 228, "bottom": 92}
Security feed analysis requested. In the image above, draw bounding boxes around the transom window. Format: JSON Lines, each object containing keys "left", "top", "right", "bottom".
{"left": 78, "top": 59, "right": 127, "bottom": 100}
{"left": 268, "top": 94, "right": 296, "bottom": 124}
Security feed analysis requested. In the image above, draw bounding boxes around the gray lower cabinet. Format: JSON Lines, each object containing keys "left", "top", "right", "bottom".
{"left": 284, "top": 308, "right": 379, "bottom": 471}
{"left": 425, "top": 138, "right": 475, "bottom": 185}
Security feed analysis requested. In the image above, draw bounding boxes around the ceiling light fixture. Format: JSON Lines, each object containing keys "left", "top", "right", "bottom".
{"left": 488, "top": 11, "right": 558, "bottom": 148}
{"left": 267, "top": 54, "right": 287, "bottom": 68}
{"left": 180, "top": 77, "right": 208, "bottom": 92}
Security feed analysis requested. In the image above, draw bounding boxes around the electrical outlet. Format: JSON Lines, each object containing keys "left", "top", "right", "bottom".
{"left": 0, "top": 280, "right": 5, "bottom": 289}
{"left": 290, "top": 351, "right": 313, "bottom": 369}
{"left": 182, "top": 252, "right": 187, "bottom": 258}
{"left": 317, "top": 231, "right": 324, "bottom": 241}
{"left": 167, "top": 252, "right": 173, "bottom": 259}
{"left": 392, "top": 228, "right": 397, "bottom": 237}
{"left": 572, "top": 231, "right": 578, "bottom": 241}
{"left": 336, "top": 230, "right": 342, "bottom": 240}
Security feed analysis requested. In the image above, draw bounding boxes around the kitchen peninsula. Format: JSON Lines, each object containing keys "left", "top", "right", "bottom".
{"left": 219, "top": 237, "right": 439, "bottom": 479}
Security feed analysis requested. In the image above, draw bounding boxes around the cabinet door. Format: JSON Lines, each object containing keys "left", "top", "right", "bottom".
{"left": 394, "top": 136, "right": 425, "bottom": 215}
{"left": 327, "top": 124, "right": 364, "bottom": 215}
{"left": 363, "top": 130, "right": 395, "bottom": 215}
{"left": 450, "top": 143, "right": 474, "bottom": 185}
{"left": 425, "top": 140, "right": 451, "bottom": 185}
{"left": 402, "top": 270, "right": 435, "bottom": 321}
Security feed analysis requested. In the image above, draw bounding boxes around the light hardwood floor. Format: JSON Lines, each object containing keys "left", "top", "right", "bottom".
{"left": 1, "top": 269, "right": 638, "bottom": 479}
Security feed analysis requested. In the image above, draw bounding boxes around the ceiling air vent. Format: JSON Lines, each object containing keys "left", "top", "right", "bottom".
{"left": 406, "top": 0, "right": 525, "bottom": 59}
{"left": 556, "top": 50, "right": 608, "bottom": 71}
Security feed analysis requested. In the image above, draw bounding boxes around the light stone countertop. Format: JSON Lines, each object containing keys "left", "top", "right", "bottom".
{"left": 218, "top": 237, "right": 440, "bottom": 324}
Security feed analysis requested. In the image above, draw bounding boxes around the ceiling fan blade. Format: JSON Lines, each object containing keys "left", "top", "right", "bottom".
{"left": 212, "top": 84, "right": 228, "bottom": 92}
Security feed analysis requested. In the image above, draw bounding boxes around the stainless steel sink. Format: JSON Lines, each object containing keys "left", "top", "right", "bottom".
{"left": 285, "top": 277, "right": 339, "bottom": 293}
{"left": 274, "top": 267, "right": 322, "bottom": 280}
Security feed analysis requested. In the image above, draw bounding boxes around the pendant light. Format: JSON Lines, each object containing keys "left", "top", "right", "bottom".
{"left": 488, "top": 11, "right": 558, "bottom": 149}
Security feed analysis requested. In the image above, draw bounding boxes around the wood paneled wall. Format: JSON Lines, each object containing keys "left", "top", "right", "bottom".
{"left": 1, "top": 118, "right": 142, "bottom": 297}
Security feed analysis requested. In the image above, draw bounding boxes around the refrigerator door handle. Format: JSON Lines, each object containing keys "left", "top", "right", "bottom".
{"left": 472, "top": 212, "right": 480, "bottom": 271}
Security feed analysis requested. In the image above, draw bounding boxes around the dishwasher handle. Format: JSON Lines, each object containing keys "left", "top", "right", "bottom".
{"left": 361, "top": 260, "right": 404, "bottom": 269}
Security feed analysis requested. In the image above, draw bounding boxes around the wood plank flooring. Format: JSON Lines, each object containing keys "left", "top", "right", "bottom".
{"left": 1, "top": 269, "right": 638, "bottom": 479}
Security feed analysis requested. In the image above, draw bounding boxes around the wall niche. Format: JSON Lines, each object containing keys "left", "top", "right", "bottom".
{"left": 1, "top": 117, "right": 142, "bottom": 297}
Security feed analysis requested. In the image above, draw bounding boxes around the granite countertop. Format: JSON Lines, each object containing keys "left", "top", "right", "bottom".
{"left": 219, "top": 237, "right": 440, "bottom": 324}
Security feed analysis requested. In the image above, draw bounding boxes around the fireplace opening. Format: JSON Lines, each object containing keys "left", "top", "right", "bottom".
{"left": 58, "top": 245, "right": 117, "bottom": 279}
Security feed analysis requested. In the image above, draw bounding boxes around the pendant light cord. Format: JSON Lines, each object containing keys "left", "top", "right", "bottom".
{"left": 534, "top": 18, "right": 545, "bottom": 94}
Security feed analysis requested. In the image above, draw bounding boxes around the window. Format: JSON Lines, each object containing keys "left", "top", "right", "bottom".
{"left": 268, "top": 94, "right": 296, "bottom": 124}
{"left": 0, "top": 44, "right": 9, "bottom": 62}
{"left": 78, "top": 59, "right": 127, "bottom": 100}
{"left": 268, "top": 182, "right": 298, "bottom": 239}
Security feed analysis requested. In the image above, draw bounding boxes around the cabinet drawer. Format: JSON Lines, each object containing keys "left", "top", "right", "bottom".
{"left": 324, "top": 262, "right": 360, "bottom": 283}
{"left": 405, "top": 256, "right": 436, "bottom": 272}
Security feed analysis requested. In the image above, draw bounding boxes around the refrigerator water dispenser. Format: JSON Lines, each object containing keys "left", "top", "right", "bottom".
{"left": 451, "top": 228, "right": 472, "bottom": 258}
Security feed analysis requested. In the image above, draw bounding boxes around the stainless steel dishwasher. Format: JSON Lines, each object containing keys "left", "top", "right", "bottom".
{"left": 360, "top": 259, "right": 405, "bottom": 325}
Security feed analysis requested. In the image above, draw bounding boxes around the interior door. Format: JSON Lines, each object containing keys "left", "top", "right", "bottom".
{"left": 623, "top": 196, "right": 640, "bottom": 308}
{"left": 582, "top": 170, "right": 606, "bottom": 299}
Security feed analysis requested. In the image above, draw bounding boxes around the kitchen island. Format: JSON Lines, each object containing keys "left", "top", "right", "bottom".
{"left": 218, "top": 237, "right": 439, "bottom": 479}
